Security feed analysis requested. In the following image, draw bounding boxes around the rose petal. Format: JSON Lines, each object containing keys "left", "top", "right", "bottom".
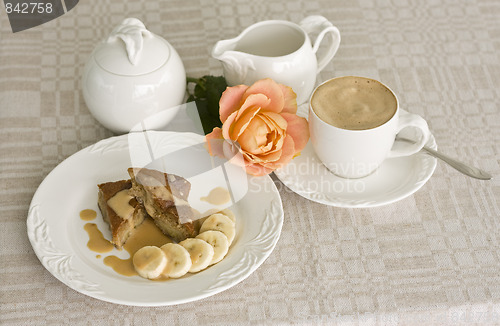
{"left": 223, "top": 140, "right": 246, "bottom": 167}
{"left": 205, "top": 127, "right": 225, "bottom": 157}
{"left": 260, "top": 111, "right": 288, "bottom": 130}
{"left": 237, "top": 116, "right": 270, "bottom": 154}
{"left": 281, "top": 113, "right": 309, "bottom": 153}
{"left": 243, "top": 78, "right": 284, "bottom": 114}
{"left": 235, "top": 93, "right": 270, "bottom": 121}
{"left": 278, "top": 84, "right": 298, "bottom": 114}
{"left": 219, "top": 84, "right": 249, "bottom": 123}
{"left": 258, "top": 130, "right": 277, "bottom": 153}
{"left": 261, "top": 135, "right": 296, "bottom": 170}
{"left": 260, "top": 132, "right": 285, "bottom": 156}
{"left": 258, "top": 114, "right": 286, "bottom": 154}
{"left": 222, "top": 111, "right": 238, "bottom": 140}
{"left": 244, "top": 162, "right": 274, "bottom": 176}
{"left": 228, "top": 107, "right": 261, "bottom": 140}
{"left": 249, "top": 148, "right": 283, "bottom": 163}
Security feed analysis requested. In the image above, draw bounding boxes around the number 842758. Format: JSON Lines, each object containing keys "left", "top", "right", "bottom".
{"left": 5, "top": 2, "right": 53, "bottom": 14}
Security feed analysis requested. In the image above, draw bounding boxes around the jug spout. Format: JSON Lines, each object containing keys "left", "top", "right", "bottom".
{"left": 212, "top": 38, "right": 237, "bottom": 60}
{"left": 212, "top": 39, "right": 255, "bottom": 86}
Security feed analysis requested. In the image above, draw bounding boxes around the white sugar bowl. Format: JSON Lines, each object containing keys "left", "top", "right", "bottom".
{"left": 82, "top": 18, "right": 186, "bottom": 134}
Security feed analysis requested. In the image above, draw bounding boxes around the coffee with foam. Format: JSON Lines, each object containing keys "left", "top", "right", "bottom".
{"left": 311, "top": 76, "right": 397, "bottom": 130}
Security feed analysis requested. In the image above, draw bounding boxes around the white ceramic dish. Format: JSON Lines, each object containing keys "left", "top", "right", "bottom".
{"left": 27, "top": 131, "right": 284, "bottom": 306}
{"left": 212, "top": 15, "right": 340, "bottom": 104}
{"left": 82, "top": 18, "right": 186, "bottom": 133}
{"left": 274, "top": 131, "right": 437, "bottom": 208}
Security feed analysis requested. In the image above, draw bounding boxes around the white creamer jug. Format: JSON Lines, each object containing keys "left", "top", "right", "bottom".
{"left": 82, "top": 18, "right": 186, "bottom": 134}
{"left": 212, "top": 16, "right": 341, "bottom": 104}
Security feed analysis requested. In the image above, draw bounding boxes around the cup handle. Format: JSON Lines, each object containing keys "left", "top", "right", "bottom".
{"left": 388, "top": 110, "right": 431, "bottom": 158}
{"left": 299, "top": 15, "right": 341, "bottom": 72}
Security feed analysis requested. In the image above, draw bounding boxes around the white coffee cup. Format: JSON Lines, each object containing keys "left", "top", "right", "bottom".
{"left": 309, "top": 76, "right": 431, "bottom": 179}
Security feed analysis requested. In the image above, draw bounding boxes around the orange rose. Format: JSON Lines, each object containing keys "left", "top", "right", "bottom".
{"left": 206, "top": 78, "right": 309, "bottom": 176}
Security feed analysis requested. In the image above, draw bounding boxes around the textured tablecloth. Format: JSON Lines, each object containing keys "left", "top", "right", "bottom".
{"left": 1, "top": 0, "right": 499, "bottom": 324}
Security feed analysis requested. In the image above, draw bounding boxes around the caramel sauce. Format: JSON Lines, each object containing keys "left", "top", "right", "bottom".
{"left": 200, "top": 187, "right": 230, "bottom": 205}
{"left": 102, "top": 218, "right": 172, "bottom": 277}
{"left": 83, "top": 223, "right": 114, "bottom": 253}
{"left": 107, "top": 189, "right": 134, "bottom": 220}
{"left": 103, "top": 255, "right": 137, "bottom": 276}
{"left": 80, "top": 209, "right": 97, "bottom": 221}
{"left": 81, "top": 185, "right": 235, "bottom": 281}
{"left": 152, "top": 274, "right": 169, "bottom": 282}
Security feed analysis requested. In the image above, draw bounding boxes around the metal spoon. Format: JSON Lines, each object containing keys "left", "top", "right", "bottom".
{"left": 396, "top": 137, "right": 492, "bottom": 180}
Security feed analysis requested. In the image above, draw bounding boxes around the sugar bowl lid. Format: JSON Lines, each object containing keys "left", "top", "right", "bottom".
{"left": 93, "top": 18, "right": 171, "bottom": 76}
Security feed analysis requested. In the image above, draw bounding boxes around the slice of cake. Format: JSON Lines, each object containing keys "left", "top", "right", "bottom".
{"left": 97, "top": 179, "right": 147, "bottom": 249}
{"left": 127, "top": 167, "right": 198, "bottom": 242}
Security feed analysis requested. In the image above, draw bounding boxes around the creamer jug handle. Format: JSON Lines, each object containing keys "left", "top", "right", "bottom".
{"left": 299, "top": 15, "right": 341, "bottom": 72}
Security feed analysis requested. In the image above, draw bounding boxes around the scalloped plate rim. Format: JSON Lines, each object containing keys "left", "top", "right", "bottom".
{"left": 26, "top": 131, "right": 284, "bottom": 306}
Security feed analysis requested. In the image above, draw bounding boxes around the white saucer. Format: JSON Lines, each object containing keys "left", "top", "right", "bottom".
{"left": 274, "top": 132, "right": 437, "bottom": 208}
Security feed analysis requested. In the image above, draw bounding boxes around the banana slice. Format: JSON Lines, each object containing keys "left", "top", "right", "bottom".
{"left": 218, "top": 208, "right": 236, "bottom": 223}
{"left": 179, "top": 238, "right": 214, "bottom": 273}
{"left": 160, "top": 243, "right": 192, "bottom": 278}
{"left": 196, "top": 230, "right": 229, "bottom": 265}
{"left": 132, "top": 246, "right": 167, "bottom": 279}
{"left": 200, "top": 213, "right": 236, "bottom": 245}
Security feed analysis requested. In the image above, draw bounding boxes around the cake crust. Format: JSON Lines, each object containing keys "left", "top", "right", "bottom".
{"left": 127, "top": 167, "right": 198, "bottom": 242}
{"left": 97, "top": 179, "right": 146, "bottom": 249}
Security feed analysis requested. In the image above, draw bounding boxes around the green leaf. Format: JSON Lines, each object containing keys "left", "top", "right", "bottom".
{"left": 195, "top": 99, "right": 221, "bottom": 134}
{"left": 186, "top": 75, "right": 228, "bottom": 135}
{"left": 205, "top": 76, "right": 228, "bottom": 117}
{"left": 194, "top": 80, "right": 206, "bottom": 98}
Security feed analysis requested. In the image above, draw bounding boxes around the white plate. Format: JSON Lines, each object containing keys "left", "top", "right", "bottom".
{"left": 27, "top": 131, "right": 284, "bottom": 306}
{"left": 274, "top": 131, "right": 437, "bottom": 208}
